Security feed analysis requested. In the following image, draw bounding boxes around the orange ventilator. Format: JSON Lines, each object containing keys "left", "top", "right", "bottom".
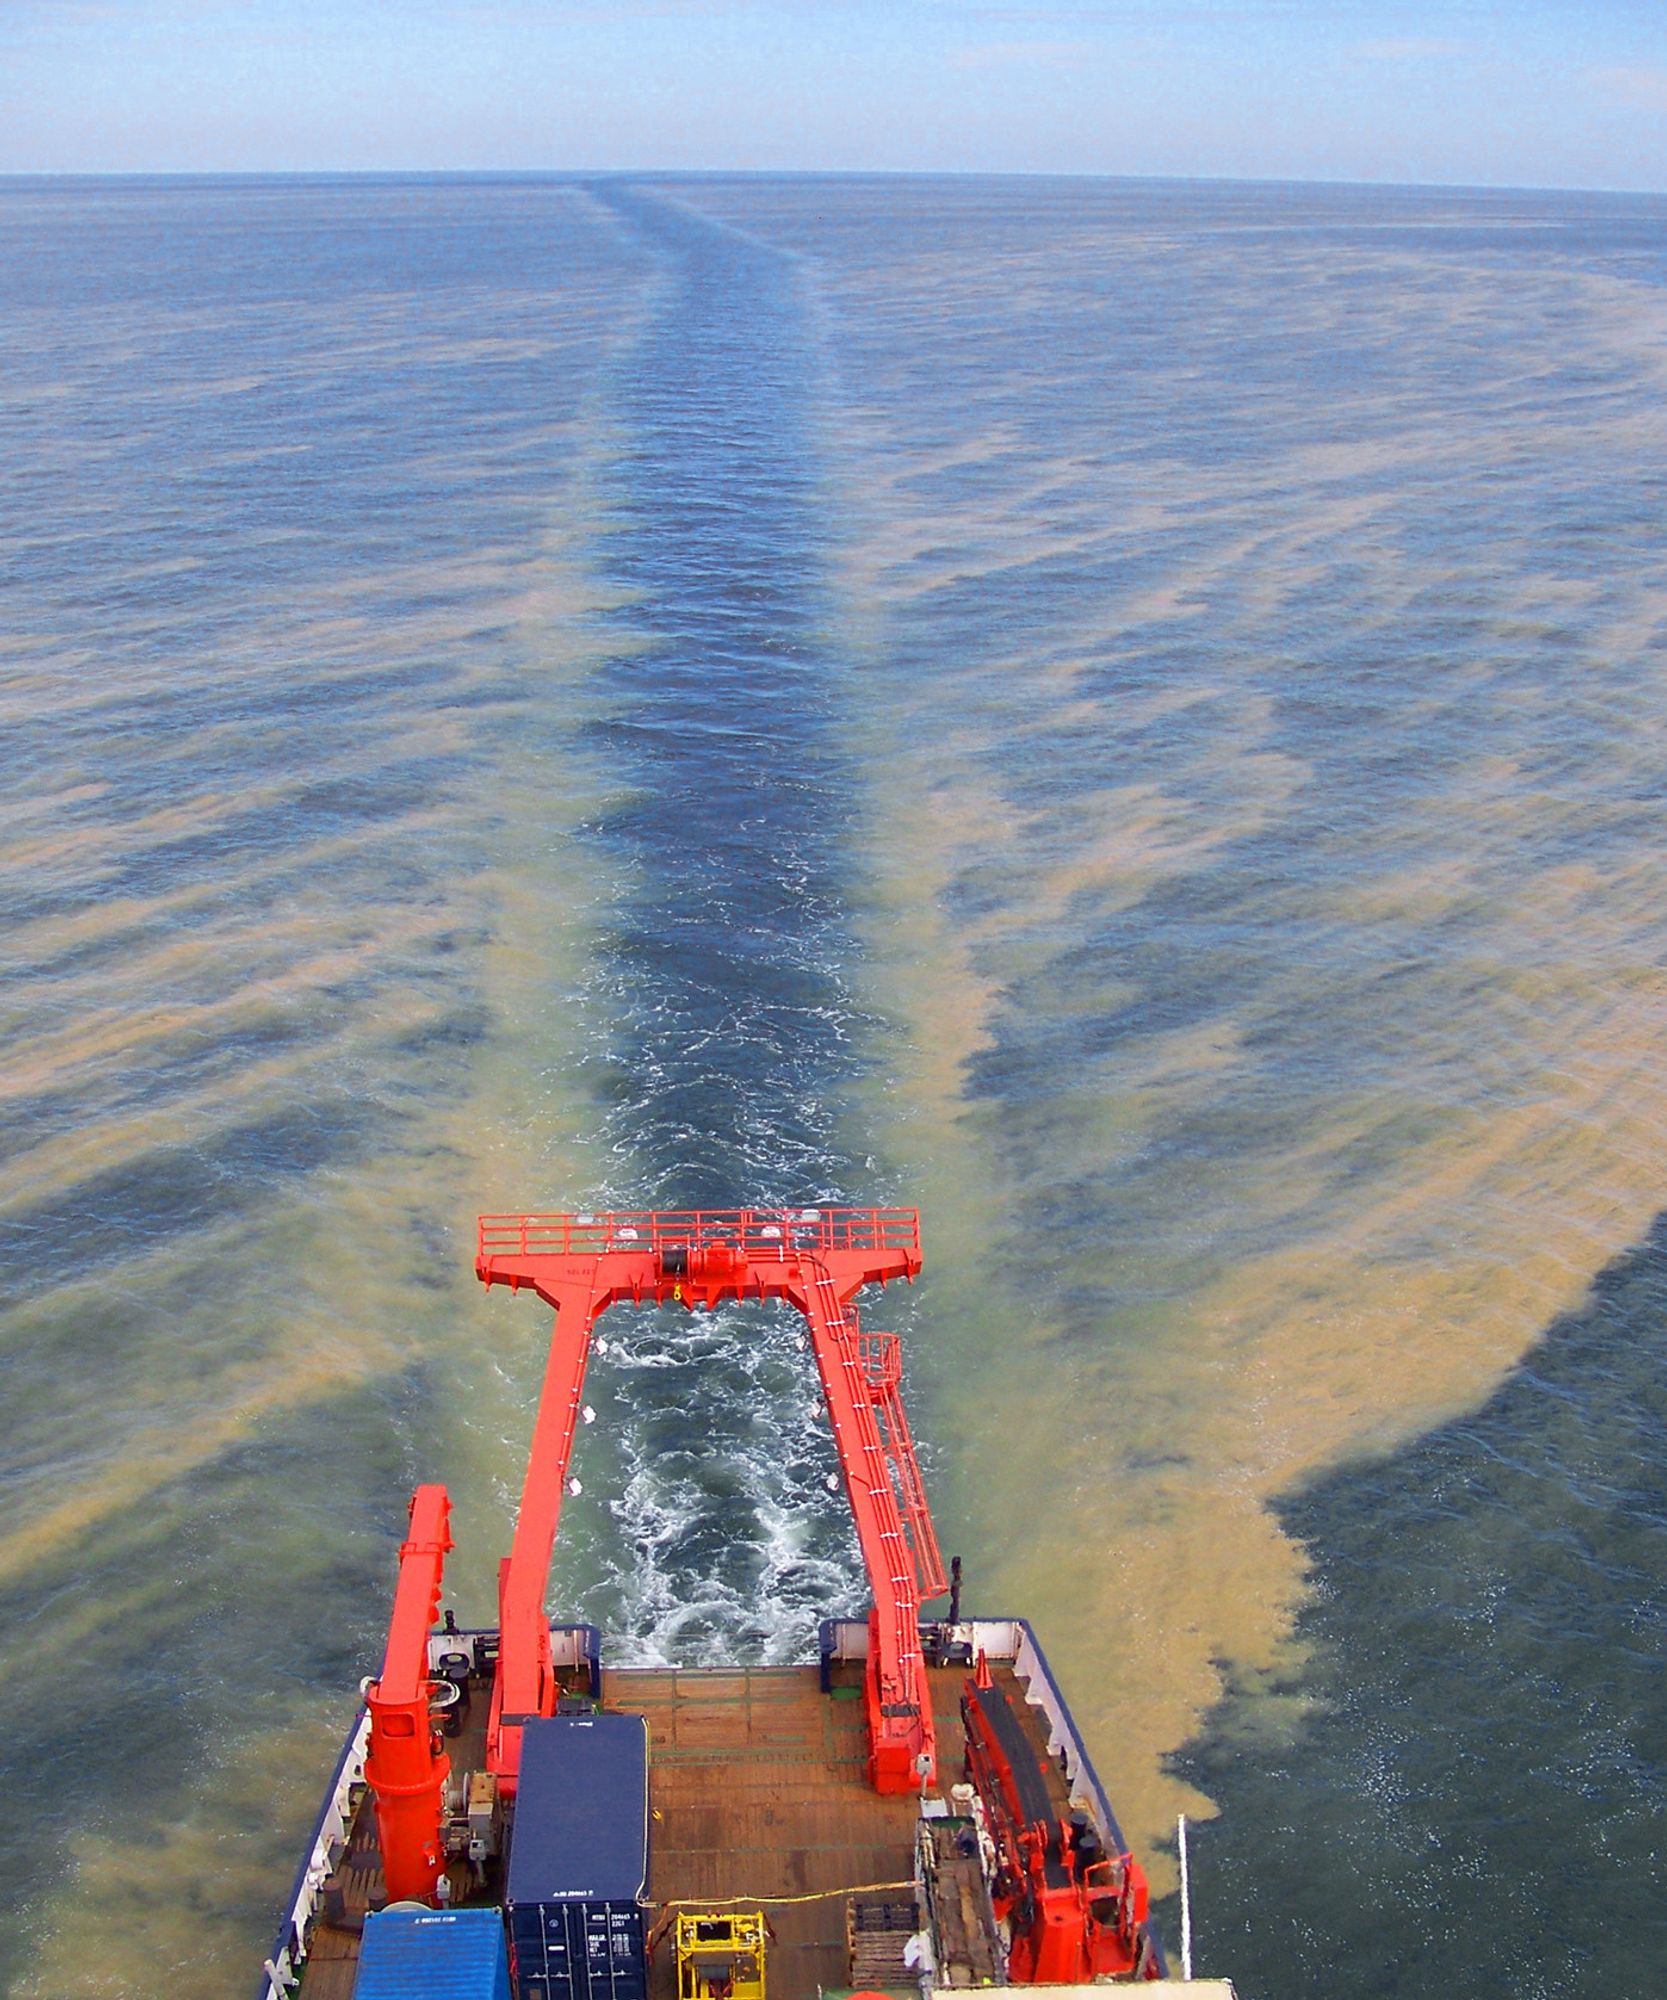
{"left": 473, "top": 1207, "right": 946, "bottom": 1795}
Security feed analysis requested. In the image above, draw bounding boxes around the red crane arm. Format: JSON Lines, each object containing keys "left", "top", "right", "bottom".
{"left": 475, "top": 1208, "right": 941, "bottom": 1794}
{"left": 363, "top": 1483, "right": 453, "bottom": 1904}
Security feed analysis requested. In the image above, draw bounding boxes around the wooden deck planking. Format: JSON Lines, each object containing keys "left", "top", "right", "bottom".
{"left": 605, "top": 1661, "right": 1061, "bottom": 2000}
{"left": 607, "top": 1664, "right": 918, "bottom": 2000}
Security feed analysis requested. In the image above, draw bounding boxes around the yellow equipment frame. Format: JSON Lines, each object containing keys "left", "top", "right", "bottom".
{"left": 674, "top": 1910, "right": 767, "bottom": 2000}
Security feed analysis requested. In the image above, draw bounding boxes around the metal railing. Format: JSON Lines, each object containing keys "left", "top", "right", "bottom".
{"left": 478, "top": 1206, "right": 920, "bottom": 1263}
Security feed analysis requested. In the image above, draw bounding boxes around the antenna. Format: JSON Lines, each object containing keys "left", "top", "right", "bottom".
{"left": 1177, "top": 1812, "right": 1193, "bottom": 1982}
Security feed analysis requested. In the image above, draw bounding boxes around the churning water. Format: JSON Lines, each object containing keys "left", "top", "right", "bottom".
{"left": 3, "top": 173, "right": 1666, "bottom": 1997}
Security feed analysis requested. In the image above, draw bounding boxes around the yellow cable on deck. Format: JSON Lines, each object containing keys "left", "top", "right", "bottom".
{"left": 656, "top": 1880, "right": 913, "bottom": 1910}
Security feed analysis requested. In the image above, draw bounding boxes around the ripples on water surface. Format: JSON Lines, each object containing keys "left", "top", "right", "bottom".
{"left": 3, "top": 174, "right": 1666, "bottom": 1997}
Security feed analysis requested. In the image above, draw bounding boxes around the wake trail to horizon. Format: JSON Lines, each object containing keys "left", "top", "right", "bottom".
{"left": 540, "top": 184, "right": 886, "bottom": 1666}
{"left": 579, "top": 185, "right": 865, "bottom": 1208}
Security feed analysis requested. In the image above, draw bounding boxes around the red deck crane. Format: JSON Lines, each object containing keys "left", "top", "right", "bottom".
{"left": 962, "top": 1655, "right": 1154, "bottom": 1981}
{"left": 361, "top": 1484, "right": 454, "bottom": 1904}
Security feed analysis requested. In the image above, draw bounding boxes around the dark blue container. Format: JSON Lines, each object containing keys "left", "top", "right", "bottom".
{"left": 506, "top": 1715, "right": 650, "bottom": 2000}
{"left": 508, "top": 1898, "right": 647, "bottom": 2000}
{"left": 353, "top": 1906, "right": 512, "bottom": 1998}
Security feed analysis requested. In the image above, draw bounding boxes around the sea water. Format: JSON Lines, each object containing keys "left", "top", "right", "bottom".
{"left": 3, "top": 173, "right": 1666, "bottom": 1998}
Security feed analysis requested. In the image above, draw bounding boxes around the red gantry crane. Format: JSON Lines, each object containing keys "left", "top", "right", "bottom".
{"left": 363, "top": 1207, "right": 948, "bottom": 1904}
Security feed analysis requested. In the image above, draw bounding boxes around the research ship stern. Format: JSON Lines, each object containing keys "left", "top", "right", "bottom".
{"left": 261, "top": 1209, "right": 1233, "bottom": 2000}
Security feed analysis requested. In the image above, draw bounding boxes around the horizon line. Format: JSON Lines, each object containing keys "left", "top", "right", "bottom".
{"left": 2, "top": 165, "right": 1664, "bottom": 200}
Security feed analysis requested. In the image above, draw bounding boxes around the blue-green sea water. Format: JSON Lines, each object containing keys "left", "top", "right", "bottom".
{"left": 3, "top": 174, "right": 1666, "bottom": 1998}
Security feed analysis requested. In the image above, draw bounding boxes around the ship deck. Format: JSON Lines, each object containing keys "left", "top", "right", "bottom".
{"left": 297, "top": 1657, "right": 1069, "bottom": 2000}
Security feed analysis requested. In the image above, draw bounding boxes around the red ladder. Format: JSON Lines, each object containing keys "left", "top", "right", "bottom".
{"left": 860, "top": 1330, "right": 948, "bottom": 1602}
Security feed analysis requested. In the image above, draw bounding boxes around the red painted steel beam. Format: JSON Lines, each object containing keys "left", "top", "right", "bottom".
{"left": 483, "top": 1269, "right": 605, "bottom": 1786}
{"left": 364, "top": 1484, "right": 453, "bottom": 1904}
{"left": 474, "top": 1208, "right": 938, "bottom": 1793}
{"left": 784, "top": 1260, "right": 938, "bottom": 1791}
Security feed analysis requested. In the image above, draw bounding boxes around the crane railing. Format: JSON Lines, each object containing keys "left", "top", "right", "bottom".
{"left": 478, "top": 1206, "right": 920, "bottom": 1263}
{"left": 861, "top": 1332, "right": 949, "bottom": 1601}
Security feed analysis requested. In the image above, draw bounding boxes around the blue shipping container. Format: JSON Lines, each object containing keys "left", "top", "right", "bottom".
{"left": 507, "top": 1715, "right": 650, "bottom": 2000}
{"left": 353, "top": 1906, "right": 512, "bottom": 2000}
{"left": 507, "top": 1715, "right": 649, "bottom": 1904}
{"left": 509, "top": 1897, "right": 647, "bottom": 2000}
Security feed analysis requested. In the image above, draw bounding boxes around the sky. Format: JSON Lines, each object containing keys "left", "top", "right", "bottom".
{"left": 2, "top": 1, "right": 1666, "bottom": 191}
